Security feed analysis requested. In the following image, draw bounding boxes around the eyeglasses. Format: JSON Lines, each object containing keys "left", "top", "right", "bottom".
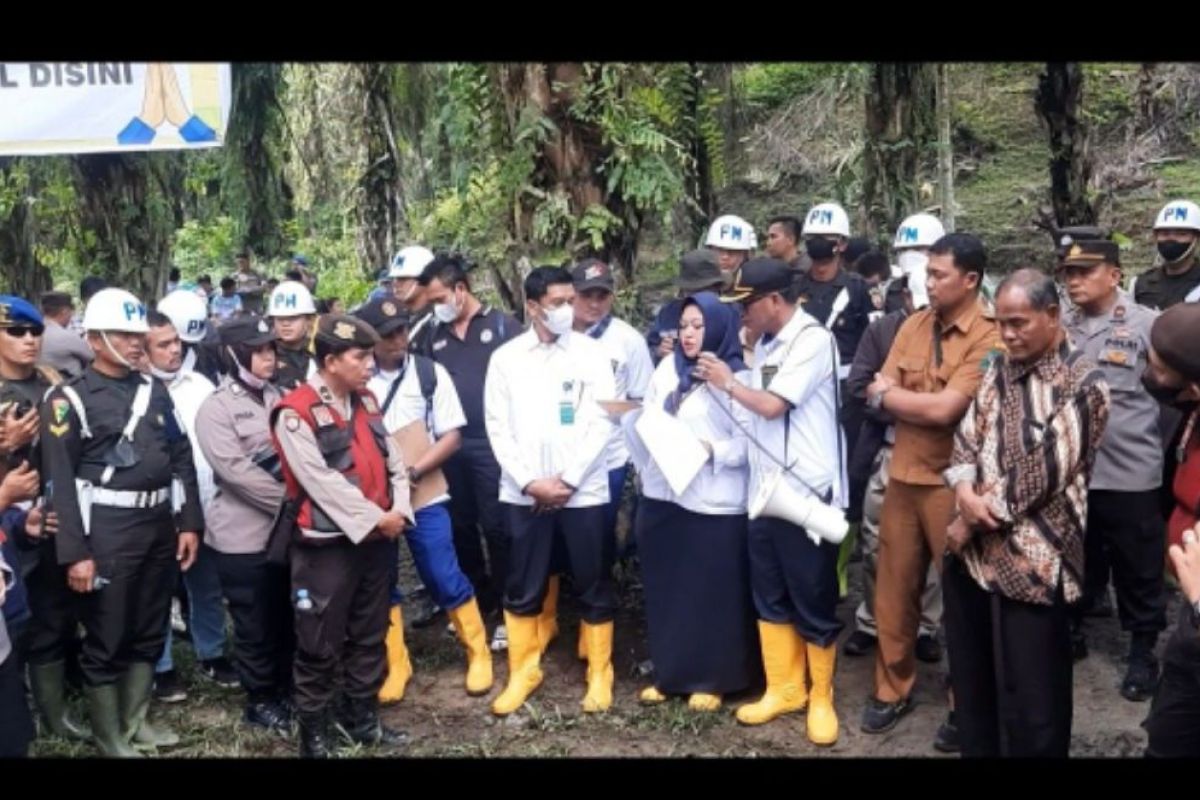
{"left": 3, "top": 326, "right": 44, "bottom": 338}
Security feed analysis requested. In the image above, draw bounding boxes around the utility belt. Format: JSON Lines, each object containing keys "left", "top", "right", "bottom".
{"left": 74, "top": 479, "right": 181, "bottom": 536}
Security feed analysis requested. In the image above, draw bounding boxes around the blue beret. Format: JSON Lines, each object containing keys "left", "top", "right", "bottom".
{"left": 0, "top": 296, "right": 44, "bottom": 328}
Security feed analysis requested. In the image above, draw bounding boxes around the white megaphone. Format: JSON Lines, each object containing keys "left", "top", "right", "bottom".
{"left": 748, "top": 466, "right": 849, "bottom": 546}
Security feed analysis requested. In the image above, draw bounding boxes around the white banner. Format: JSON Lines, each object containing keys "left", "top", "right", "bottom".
{"left": 0, "top": 63, "right": 232, "bottom": 156}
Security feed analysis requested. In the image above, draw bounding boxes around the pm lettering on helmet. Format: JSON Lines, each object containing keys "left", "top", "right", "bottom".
{"left": 187, "top": 319, "right": 204, "bottom": 336}
{"left": 123, "top": 301, "right": 145, "bottom": 321}
{"left": 809, "top": 209, "right": 833, "bottom": 225}
{"left": 721, "top": 224, "right": 744, "bottom": 242}
{"left": 1166, "top": 206, "right": 1190, "bottom": 222}
{"left": 900, "top": 226, "right": 919, "bottom": 243}
{"left": 275, "top": 293, "right": 298, "bottom": 310}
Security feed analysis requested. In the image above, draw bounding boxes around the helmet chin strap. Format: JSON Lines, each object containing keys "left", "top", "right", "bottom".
{"left": 100, "top": 331, "right": 135, "bottom": 371}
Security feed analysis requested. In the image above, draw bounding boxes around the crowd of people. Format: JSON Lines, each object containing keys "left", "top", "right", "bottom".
{"left": 4, "top": 198, "right": 1200, "bottom": 759}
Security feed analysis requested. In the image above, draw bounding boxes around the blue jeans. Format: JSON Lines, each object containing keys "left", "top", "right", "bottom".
{"left": 156, "top": 544, "right": 228, "bottom": 672}
{"left": 388, "top": 503, "right": 474, "bottom": 611}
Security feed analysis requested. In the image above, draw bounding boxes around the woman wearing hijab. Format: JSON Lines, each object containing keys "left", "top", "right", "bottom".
{"left": 623, "top": 292, "right": 761, "bottom": 711}
{"left": 193, "top": 316, "right": 295, "bottom": 735}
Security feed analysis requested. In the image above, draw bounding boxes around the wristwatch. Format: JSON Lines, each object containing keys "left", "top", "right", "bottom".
{"left": 406, "top": 466, "right": 422, "bottom": 485}
{"left": 868, "top": 385, "right": 890, "bottom": 411}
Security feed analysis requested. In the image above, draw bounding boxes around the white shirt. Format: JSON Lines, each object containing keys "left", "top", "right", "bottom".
{"left": 586, "top": 316, "right": 655, "bottom": 471}
{"left": 624, "top": 358, "right": 750, "bottom": 515}
{"left": 485, "top": 328, "right": 616, "bottom": 508}
{"left": 368, "top": 357, "right": 466, "bottom": 507}
{"left": 747, "top": 309, "right": 847, "bottom": 509}
{"left": 166, "top": 369, "right": 217, "bottom": 509}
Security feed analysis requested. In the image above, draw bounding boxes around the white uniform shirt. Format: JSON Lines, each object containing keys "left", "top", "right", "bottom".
{"left": 368, "top": 356, "right": 467, "bottom": 507}
{"left": 623, "top": 358, "right": 751, "bottom": 515}
{"left": 485, "top": 328, "right": 616, "bottom": 508}
{"left": 166, "top": 369, "right": 217, "bottom": 509}
{"left": 747, "top": 309, "right": 847, "bottom": 508}
{"left": 586, "top": 316, "right": 655, "bottom": 471}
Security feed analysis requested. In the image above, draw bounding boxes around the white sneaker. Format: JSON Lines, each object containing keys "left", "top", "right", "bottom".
{"left": 170, "top": 598, "right": 187, "bottom": 635}
{"left": 490, "top": 624, "right": 508, "bottom": 653}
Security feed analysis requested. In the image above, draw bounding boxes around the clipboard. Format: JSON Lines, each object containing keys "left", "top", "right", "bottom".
{"left": 634, "top": 405, "right": 709, "bottom": 495}
{"left": 392, "top": 419, "right": 449, "bottom": 511}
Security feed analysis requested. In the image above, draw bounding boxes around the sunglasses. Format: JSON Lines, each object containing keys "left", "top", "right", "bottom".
{"left": 3, "top": 325, "right": 44, "bottom": 338}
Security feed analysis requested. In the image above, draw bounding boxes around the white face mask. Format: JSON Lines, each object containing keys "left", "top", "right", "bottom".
{"left": 227, "top": 346, "right": 268, "bottom": 391}
{"left": 433, "top": 290, "right": 461, "bottom": 324}
{"left": 541, "top": 303, "right": 574, "bottom": 336}
{"left": 897, "top": 250, "right": 929, "bottom": 275}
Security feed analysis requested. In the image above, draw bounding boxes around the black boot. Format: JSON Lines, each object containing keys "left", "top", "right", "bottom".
{"left": 1121, "top": 633, "right": 1160, "bottom": 702}
{"left": 336, "top": 696, "right": 408, "bottom": 748}
{"left": 298, "top": 711, "right": 332, "bottom": 758}
{"left": 244, "top": 693, "right": 292, "bottom": 736}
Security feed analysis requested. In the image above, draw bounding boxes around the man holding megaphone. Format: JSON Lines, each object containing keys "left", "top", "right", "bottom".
{"left": 698, "top": 257, "right": 847, "bottom": 748}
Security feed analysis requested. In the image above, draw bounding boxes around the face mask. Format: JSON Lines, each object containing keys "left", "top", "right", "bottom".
{"left": 542, "top": 304, "right": 574, "bottom": 336}
{"left": 805, "top": 237, "right": 836, "bottom": 261}
{"left": 227, "top": 346, "right": 268, "bottom": 391}
{"left": 1158, "top": 240, "right": 1195, "bottom": 264}
{"left": 433, "top": 290, "right": 461, "bottom": 324}
{"left": 148, "top": 363, "right": 180, "bottom": 384}
{"left": 905, "top": 262, "right": 930, "bottom": 310}
{"left": 897, "top": 250, "right": 929, "bottom": 275}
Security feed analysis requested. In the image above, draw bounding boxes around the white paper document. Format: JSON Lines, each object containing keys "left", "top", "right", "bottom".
{"left": 634, "top": 406, "right": 709, "bottom": 496}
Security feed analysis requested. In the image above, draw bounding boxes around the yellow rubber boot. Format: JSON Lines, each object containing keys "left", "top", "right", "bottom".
{"left": 581, "top": 621, "right": 614, "bottom": 713}
{"left": 639, "top": 686, "right": 667, "bottom": 705}
{"left": 448, "top": 598, "right": 495, "bottom": 696}
{"left": 736, "top": 621, "right": 808, "bottom": 726}
{"left": 806, "top": 641, "right": 839, "bottom": 746}
{"left": 538, "top": 576, "right": 560, "bottom": 653}
{"left": 378, "top": 605, "right": 413, "bottom": 705}
{"left": 491, "top": 612, "right": 544, "bottom": 716}
{"left": 688, "top": 693, "right": 722, "bottom": 712}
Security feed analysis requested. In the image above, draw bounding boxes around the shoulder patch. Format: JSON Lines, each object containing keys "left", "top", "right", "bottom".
{"left": 284, "top": 414, "right": 301, "bottom": 432}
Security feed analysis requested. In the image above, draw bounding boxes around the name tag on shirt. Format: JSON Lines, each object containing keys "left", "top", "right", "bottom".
{"left": 761, "top": 365, "right": 779, "bottom": 391}
{"left": 560, "top": 380, "right": 577, "bottom": 426}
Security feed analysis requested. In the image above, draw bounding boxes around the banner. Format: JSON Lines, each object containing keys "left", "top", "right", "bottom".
{"left": 0, "top": 63, "right": 232, "bottom": 156}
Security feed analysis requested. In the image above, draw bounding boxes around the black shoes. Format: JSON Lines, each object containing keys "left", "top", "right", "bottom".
{"left": 861, "top": 696, "right": 915, "bottom": 734}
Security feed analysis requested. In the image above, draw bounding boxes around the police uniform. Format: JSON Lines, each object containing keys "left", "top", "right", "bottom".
{"left": 271, "top": 314, "right": 412, "bottom": 757}
{"left": 194, "top": 317, "right": 293, "bottom": 733}
{"left": 721, "top": 258, "right": 846, "bottom": 745}
{"left": 40, "top": 293, "right": 203, "bottom": 757}
{"left": 1062, "top": 241, "right": 1167, "bottom": 696}
{"left": 0, "top": 297, "right": 87, "bottom": 742}
{"left": 413, "top": 302, "right": 520, "bottom": 615}
{"left": 484, "top": 320, "right": 618, "bottom": 715}
{"left": 358, "top": 298, "right": 492, "bottom": 699}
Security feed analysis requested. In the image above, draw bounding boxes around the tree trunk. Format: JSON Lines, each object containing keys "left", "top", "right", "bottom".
{"left": 223, "top": 63, "right": 291, "bottom": 258}
{"left": 1134, "top": 62, "right": 1162, "bottom": 136}
{"left": 1035, "top": 62, "right": 1095, "bottom": 226}
{"left": 935, "top": 64, "right": 956, "bottom": 233}
{"left": 0, "top": 160, "right": 53, "bottom": 297}
{"left": 862, "top": 63, "right": 936, "bottom": 240}
{"left": 353, "top": 63, "right": 403, "bottom": 277}
{"left": 71, "top": 153, "right": 175, "bottom": 300}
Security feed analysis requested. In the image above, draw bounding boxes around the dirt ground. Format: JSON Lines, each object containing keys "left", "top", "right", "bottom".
{"left": 32, "top": 551, "right": 1166, "bottom": 759}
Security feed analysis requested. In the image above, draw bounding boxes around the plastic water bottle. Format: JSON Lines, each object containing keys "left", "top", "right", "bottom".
{"left": 296, "top": 589, "right": 313, "bottom": 611}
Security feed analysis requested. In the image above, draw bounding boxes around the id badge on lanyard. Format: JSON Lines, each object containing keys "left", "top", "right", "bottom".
{"left": 560, "top": 380, "right": 578, "bottom": 426}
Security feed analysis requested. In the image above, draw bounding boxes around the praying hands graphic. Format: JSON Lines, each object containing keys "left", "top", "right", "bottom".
{"left": 117, "top": 63, "right": 216, "bottom": 145}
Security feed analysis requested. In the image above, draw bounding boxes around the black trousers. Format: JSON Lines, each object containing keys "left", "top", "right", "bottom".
{"left": 290, "top": 538, "right": 392, "bottom": 714}
{"left": 22, "top": 539, "right": 81, "bottom": 666}
{"left": 943, "top": 555, "right": 1073, "bottom": 758}
{"left": 1144, "top": 605, "right": 1200, "bottom": 757}
{"left": 747, "top": 517, "right": 843, "bottom": 647}
{"left": 503, "top": 504, "right": 615, "bottom": 623}
{"left": 78, "top": 505, "right": 178, "bottom": 686}
{"left": 444, "top": 437, "right": 510, "bottom": 613}
{"left": 1080, "top": 489, "right": 1167, "bottom": 635}
{"left": 214, "top": 549, "right": 294, "bottom": 702}
{"left": 0, "top": 652, "right": 34, "bottom": 757}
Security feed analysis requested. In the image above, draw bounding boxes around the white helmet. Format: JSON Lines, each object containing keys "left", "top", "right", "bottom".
{"left": 388, "top": 245, "right": 436, "bottom": 279}
{"left": 802, "top": 202, "right": 851, "bottom": 238}
{"left": 267, "top": 281, "right": 316, "bottom": 317}
{"left": 893, "top": 213, "right": 945, "bottom": 250}
{"left": 157, "top": 289, "right": 209, "bottom": 343}
{"left": 83, "top": 288, "right": 149, "bottom": 333}
{"left": 705, "top": 215, "right": 757, "bottom": 251}
{"left": 1154, "top": 200, "right": 1200, "bottom": 232}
